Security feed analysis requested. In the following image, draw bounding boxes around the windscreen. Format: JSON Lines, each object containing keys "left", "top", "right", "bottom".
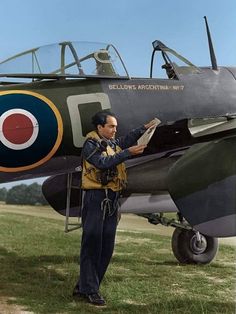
{"left": 151, "top": 40, "right": 200, "bottom": 79}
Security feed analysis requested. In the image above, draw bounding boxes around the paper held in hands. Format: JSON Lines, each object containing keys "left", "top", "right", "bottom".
{"left": 137, "top": 118, "right": 161, "bottom": 146}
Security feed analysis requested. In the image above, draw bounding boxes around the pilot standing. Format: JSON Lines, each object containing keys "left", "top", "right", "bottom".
{"left": 73, "top": 110, "right": 155, "bottom": 306}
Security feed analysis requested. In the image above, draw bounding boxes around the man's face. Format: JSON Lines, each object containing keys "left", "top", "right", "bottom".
{"left": 98, "top": 115, "right": 117, "bottom": 139}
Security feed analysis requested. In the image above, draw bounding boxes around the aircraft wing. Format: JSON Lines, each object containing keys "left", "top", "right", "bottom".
{"left": 168, "top": 135, "right": 236, "bottom": 237}
{"left": 42, "top": 152, "right": 180, "bottom": 217}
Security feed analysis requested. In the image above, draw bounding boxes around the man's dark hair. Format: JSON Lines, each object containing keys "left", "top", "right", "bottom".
{"left": 92, "top": 110, "right": 117, "bottom": 128}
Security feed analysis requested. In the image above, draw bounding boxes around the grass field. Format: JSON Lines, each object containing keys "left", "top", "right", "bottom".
{"left": 0, "top": 205, "right": 235, "bottom": 314}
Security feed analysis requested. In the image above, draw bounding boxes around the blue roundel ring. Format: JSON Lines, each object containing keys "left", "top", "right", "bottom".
{"left": 0, "top": 90, "right": 63, "bottom": 172}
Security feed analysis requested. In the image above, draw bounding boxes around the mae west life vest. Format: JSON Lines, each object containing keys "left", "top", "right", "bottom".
{"left": 81, "top": 131, "right": 127, "bottom": 191}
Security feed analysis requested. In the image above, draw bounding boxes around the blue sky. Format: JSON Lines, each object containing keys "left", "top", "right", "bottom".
{"left": 0, "top": 0, "right": 235, "bottom": 188}
{"left": 0, "top": 0, "right": 235, "bottom": 77}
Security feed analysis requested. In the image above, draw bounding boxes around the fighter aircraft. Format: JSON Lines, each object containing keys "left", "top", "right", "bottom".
{"left": 0, "top": 18, "right": 235, "bottom": 264}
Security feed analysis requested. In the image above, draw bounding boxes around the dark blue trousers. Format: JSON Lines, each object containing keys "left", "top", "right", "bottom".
{"left": 77, "top": 189, "right": 119, "bottom": 294}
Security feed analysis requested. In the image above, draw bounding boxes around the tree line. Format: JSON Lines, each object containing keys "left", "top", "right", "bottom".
{"left": 0, "top": 183, "right": 48, "bottom": 205}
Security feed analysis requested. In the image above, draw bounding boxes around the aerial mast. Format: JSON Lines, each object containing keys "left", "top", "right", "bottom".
{"left": 204, "top": 16, "right": 218, "bottom": 71}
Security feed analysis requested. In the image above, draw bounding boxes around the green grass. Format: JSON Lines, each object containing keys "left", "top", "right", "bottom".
{"left": 0, "top": 210, "right": 235, "bottom": 314}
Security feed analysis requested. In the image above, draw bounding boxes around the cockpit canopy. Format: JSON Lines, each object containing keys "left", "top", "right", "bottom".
{"left": 0, "top": 41, "right": 129, "bottom": 82}
{"left": 0, "top": 40, "right": 201, "bottom": 83}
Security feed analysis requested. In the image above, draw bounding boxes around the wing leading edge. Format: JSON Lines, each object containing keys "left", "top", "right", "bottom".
{"left": 168, "top": 135, "right": 236, "bottom": 237}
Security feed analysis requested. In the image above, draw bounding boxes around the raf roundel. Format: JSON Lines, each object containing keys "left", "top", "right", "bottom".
{"left": 0, "top": 109, "right": 39, "bottom": 150}
{"left": 0, "top": 90, "right": 63, "bottom": 172}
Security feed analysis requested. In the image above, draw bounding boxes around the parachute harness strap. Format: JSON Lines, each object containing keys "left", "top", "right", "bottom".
{"left": 100, "top": 189, "right": 119, "bottom": 220}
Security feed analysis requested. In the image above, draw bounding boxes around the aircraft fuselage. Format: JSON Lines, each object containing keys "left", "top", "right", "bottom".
{"left": 0, "top": 66, "right": 235, "bottom": 182}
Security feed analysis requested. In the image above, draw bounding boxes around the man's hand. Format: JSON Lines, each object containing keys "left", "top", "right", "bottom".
{"left": 128, "top": 144, "right": 147, "bottom": 155}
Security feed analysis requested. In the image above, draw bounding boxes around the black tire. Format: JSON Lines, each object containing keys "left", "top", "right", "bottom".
{"left": 171, "top": 228, "right": 218, "bottom": 264}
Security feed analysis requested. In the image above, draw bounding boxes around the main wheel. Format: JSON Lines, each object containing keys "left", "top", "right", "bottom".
{"left": 171, "top": 228, "right": 218, "bottom": 264}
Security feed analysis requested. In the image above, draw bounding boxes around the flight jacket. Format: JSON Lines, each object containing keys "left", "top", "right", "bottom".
{"left": 81, "top": 126, "right": 146, "bottom": 191}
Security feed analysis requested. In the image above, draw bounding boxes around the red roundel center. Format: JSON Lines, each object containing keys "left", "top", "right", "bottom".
{"left": 2, "top": 113, "right": 34, "bottom": 144}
